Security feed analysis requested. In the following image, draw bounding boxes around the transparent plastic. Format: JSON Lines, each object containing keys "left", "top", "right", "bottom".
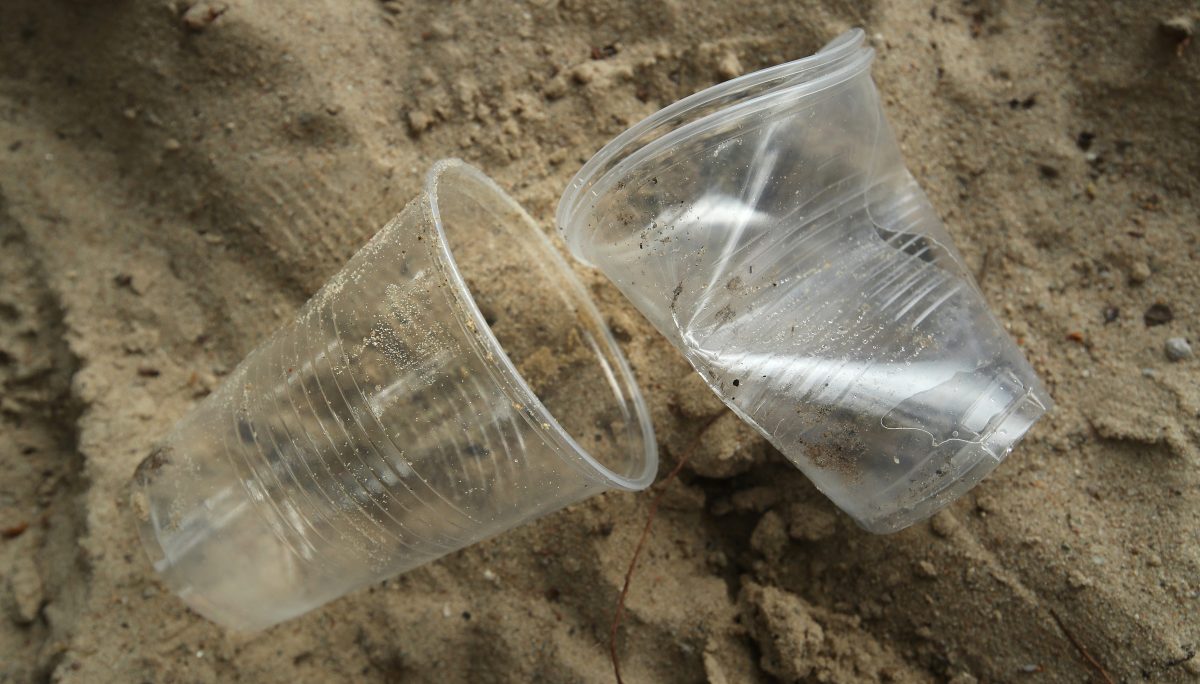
{"left": 556, "top": 29, "right": 1051, "bottom": 533}
{"left": 132, "top": 159, "right": 657, "bottom": 630}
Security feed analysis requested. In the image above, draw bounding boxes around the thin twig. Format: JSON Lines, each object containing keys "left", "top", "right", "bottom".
{"left": 1050, "top": 609, "right": 1115, "bottom": 684}
{"left": 610, "top": 410, "right": 727, "bottom": 684}
{"left": 975, "top": 245, "right": 993, "bottom": 287}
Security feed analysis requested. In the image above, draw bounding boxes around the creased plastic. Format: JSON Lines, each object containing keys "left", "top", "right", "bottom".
{"left": 557, "top": 30, "right": 1051, "bottom": 532}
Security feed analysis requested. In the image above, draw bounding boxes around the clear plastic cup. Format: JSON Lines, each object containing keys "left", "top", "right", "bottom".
{"left": 556, "top": 29, "right": 1051, "bottom": 533}
{"left": 131, "top": 159, "right": 657, "bottom": 630}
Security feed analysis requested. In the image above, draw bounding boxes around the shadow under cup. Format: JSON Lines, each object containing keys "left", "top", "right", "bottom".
{"left": 132, "top": 160, "right": 656, "bottom": 631}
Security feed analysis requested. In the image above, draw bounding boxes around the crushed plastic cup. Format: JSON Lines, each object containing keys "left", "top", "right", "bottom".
{"left": 556, "top": 29, "right": 1052, "bottom": 533}
{"left": 131, "top": 159, "right": 657, "bottom": 630}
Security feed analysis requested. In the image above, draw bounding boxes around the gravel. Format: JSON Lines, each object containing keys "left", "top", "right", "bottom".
{"left": 1165, "top": 337, "right": 1193, "bottom": 362}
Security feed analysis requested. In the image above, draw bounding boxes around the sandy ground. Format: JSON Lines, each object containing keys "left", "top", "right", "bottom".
{"left": 1, "top": 1, "right": 1198, "bottom": 682}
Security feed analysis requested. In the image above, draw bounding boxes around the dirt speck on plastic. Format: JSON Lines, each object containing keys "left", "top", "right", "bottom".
{"left": 0, "top": 0, "right": 1197, "bottom": 682}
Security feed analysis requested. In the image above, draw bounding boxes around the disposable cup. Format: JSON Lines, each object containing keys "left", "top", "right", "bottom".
{"left": 132, "top": 159, "right": 657, "bottom": 630}
{"left": 556, "top": 29, "right": 1051, "bottom": 533}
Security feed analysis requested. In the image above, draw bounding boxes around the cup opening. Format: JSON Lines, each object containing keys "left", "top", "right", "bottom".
{"left": 556, "top": 28, "right": 874, "bottom": 257}
{"left": 425, "top": 160, "right": 657, "bottom": 491}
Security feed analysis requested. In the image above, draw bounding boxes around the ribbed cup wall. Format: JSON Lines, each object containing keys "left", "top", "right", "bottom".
{"left": 133, "top": 161, "right": 655, "bottom": 630}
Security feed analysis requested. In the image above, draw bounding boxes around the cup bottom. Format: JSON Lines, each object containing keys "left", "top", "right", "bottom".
{"left": 854, "top": 388, "right": 1049, "bottom": 534}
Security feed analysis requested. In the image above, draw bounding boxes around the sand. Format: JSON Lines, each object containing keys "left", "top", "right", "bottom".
{"left": 1, "top": 0, "right": 1198, "bottom": 681}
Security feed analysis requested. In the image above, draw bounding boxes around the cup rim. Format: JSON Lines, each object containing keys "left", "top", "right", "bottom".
{"left": 424, "top": 159, "right": 658, "bottom": 491}
{"left": 556, "top": 28, "right": 873, "bottom": 257}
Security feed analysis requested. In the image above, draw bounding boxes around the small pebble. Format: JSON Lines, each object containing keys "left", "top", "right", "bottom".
{"left": 915, "top": 560, "right": 939, "bottom": 579}
{"left": 715, "top": 52, "right": 742, "bottom": 79}
{"left": 189, "top": 371, "right": 217, "bottom": 398}
{"left": 1067, "top": 569, "right": 1094, "bottom": 589}
{"left": 975, "top": 494, "right": 998, "bottom": 514}
{"left": 426, "top": 21, "right": 453, "bottom": 40}
{"left": 749, "top": 510, "right": 789, "bottom": 561}
{"left": 7, "top": 555, "right": 44, "bottom": 623}
{"left": 182, "top": 1, "right": 227, "bottom": 31}
{"left": 163, "top": 138, "right": 181, "bottom": 152}
{"left": 1160, "top": 15, "right": 1195, "bottom": 40}
{"left": 406, "top": 110, "right": 434, "bottom": 134}
{"left": 930, "top": 511, "right": 958, "bottom": 538}
{"left": 1165, "top": 337, "right": 1193, "bottom": 361}
{"left": 482, "top": 568, "right": 498, "bottom": 583}
{"left": 1129, "top": 261, "right": 1151, "bottom": 284}
{"left": 441, "top": 603, "right": 452, "bottom": 618}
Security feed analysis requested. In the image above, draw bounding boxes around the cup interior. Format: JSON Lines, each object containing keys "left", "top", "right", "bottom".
{"left": 427, "top": 160, "right": 657, "bottom": 490}
{"left": 557, "top": 28, "right": 873, "bottom": 256}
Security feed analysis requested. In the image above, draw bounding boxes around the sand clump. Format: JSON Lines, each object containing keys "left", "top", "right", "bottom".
{"left": 1, "top": 0, "right": 1198, "bottom": 682}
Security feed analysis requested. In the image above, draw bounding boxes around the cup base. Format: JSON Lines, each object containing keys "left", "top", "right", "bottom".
{"left": 854, "top": 388, "right": 1050, "bottom": 534}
